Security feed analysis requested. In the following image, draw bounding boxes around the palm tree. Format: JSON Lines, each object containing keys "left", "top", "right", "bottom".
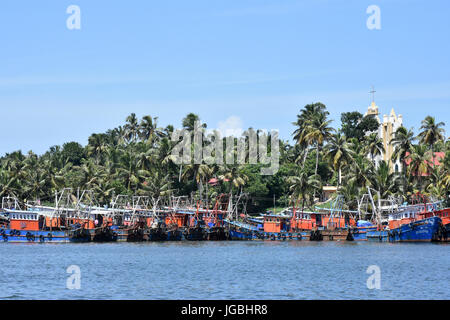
{"left": 124, "top": 113, "right": 140, "bottom": 143}
{"left": 78, "top": 159, "right": 102, "bottom": 190}
{"left": 0, "top": 167, "right": 18, "bottom": 198}
{"left": 288, "top": 168, "right": 320, "bottom": 211}
{"left": 324, "top": 132, "right": 353, "bottom": 186}
{"left": 405, "top": 144, "right": 432, "bottom": 192}
{"left": 181, "top": 163, "right": 213, "bottom": 198}
{"left": 182, "top": 113, "right": 206, "bottom": 131}
{"left": 391, "top": 126, "right": 415, "bottom": 193}
{"left": 370, "top": 161, "right": 399, "bottom": 199}
{"left": 338, "top": 181, "right": 360, "bottom": 211}
{"left": 418, "top": 116, "right": 445, "bottom": 156}
{"left": 87, "top": 133, "right": 109, "bottom": 164}
{"left": 304, "top": 112, "right": 334, "bottom": 177}
{"left": 117, "top": 150, "right": 142, "bottom": 193}
{"left": 293, "top": 103, "right": 328, "bottom": 167}
{"left": 23, "top": 168, "right": 46, "bottom": 201}
{"left": 365, "top": 132, "right": 385, "bottom": 165}
{"left": 92, "top": 178, "right": 115, "bottom": 206}
{"left": 141, "top": 170, "right": 173, "bottom": 199}
{"left": 348, "top": 137, "right": 365, "bottom": 156}
{"left": 346, "top": 154, "right": 374, "bottom": 190}
{"left": 139, "top": 115, "right": 163, "bottom": 146}
{"left": 293, "top": 103, "right": 328, "bottom": 142}
{"left": 426, "top": 166, "right": 448, "bottom": 200}
{"left": 218, "top": 165, "right": 248, "bottom": 195}
{"left": 137, "top": 149, "right": 155, "bottom": 172}
{"left": 302, "top": 112, "right": 333, "bottom": 200}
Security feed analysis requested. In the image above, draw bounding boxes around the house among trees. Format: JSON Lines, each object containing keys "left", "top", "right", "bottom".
{"left": 404, "top": 151, "right": 445, "bottom": 176}
{"left": 322, "top": 186, "right": 337, "bottom": 202}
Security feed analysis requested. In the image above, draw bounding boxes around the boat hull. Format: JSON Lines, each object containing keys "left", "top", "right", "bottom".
{"left": 433, "top": 222, "right": 449, "bottom": 242}
{"left": 367, "top": 218, "right": 445, "bottom": 243}
{"left": 205, "top": 227, "right": 228, "bottom": 241}
{"left": 385, "top": 216, "right": 442, "bottom": 242}
{"left": 229, "top": 229, "right": 306, "bottom": 241}
{"left": 0, "top": 229, "right": 69, "bottom": 243}
{"left": 349, "top": 226, "right": 378, "bottom": 241}
{"left": 367, "top": 230, "right": 389, "bottom": 242}
{"left": 167, "top": 229, "right": 183, "bottom": 241}
{"left": 183, "top": 227, "right": 206, "bottom": 241}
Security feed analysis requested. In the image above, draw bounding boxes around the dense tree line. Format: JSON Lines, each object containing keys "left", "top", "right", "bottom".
{"left": 0, "top": 104, "right": 448, "bottom": 213}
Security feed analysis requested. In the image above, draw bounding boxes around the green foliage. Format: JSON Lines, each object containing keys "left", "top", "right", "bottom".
{"left": 341, "top": 111, "right": 379, "bottom": 140}
{"left": 0, "top": 109, "right": 447, "bottom": 212}
{"left": 62, "top": 142, "right": 85, "bottom": 166}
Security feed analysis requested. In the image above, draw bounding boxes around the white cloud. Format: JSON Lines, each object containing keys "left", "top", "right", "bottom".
{"left": 216, "top": 116, "right": 244, "bottom": 138}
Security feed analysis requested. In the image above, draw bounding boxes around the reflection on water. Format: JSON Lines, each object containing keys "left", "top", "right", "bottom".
{"left": 1, "top": 241, "right": 449, "bottom": 300}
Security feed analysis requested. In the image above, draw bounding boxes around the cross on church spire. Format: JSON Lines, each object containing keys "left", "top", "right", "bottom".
{"left": 370, "top": 85, "right": 376, "bottom": 103}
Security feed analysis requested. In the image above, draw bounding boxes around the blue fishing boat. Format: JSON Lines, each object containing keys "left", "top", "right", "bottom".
{"left": 349, "top": 221, "right": 378, "bottom": 241}
{"left": 0, "top": 228, "right": 70, "bottom": 243}
{"left": 367, "top": 217, "right": 443, "bottom": 242}
{"left": 366, "top": 229, "right": 389, "bottom": 242}
{"left": 167, "top": 229, "right": 183, "bottom": 241}
{"left": 224, "top": 219, "right": 261, "bottom": 240}
{"left": 0, "top": 205, "right": 79, "bottom": 243}
{"left": 224, "top": 218, "right": 306, "bottom": 241}
{"left": 388, "top": 216, "right": 442, "bottom": 242}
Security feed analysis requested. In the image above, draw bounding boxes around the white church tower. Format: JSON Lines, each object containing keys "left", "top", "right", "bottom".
{"left": 364, "top": 88, "right": 403, "bottom": 173}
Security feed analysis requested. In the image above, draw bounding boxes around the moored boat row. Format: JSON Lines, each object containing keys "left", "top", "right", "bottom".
{"left": 1, "top": 189, "right": 448, "bottom": 244}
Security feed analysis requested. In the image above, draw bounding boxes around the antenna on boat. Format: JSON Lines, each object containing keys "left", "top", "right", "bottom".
{"left": 327, "top": 195, "right": 344, "bottom": 229}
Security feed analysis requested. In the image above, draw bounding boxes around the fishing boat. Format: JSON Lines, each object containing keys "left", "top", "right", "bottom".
{"left": 203, "top": 194, "right": 231, "bottom": 240}
{"left": 367, "top": 194, "right": 448, "bottom": 242}
{"left": 183, "top": 215, "right": 207, "bottom": 241}
{"left": 0, "top": 207, "right": 70, "bottom": 243}
{"left": 260, "top": 212, "right": 305, "bottom": 240}
{"left": 387, "top": 216, "right": 442, "bottom": 242}
{"left": 418, "top": 206, "right": 450, "bottom": 242}
{"left": 0, "top": 192, "right": 91, "bottom": 243}
{"left": 225, "top": 196, "right": 352, "bottom": 241}
{"left": 222, "top": 194, "right": 267, "bottom": 240}
{"left": 347, "top": 188, "right": 400, "bottom": 241}
{"left": 225, "top": 219, "right": 261, "bottom": 240}
{"left": 306, "top": 196, "right": 356, "bottom": 241}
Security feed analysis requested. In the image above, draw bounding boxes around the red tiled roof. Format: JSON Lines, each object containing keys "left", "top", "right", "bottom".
{"left": 404, "top": 151, "right": 445, "bottom": 176}
{"left": 404, "top": 151, "right": 445, "bottom": 166}
{"left": 208, "top": 178, "right": 229, "bottom": 185}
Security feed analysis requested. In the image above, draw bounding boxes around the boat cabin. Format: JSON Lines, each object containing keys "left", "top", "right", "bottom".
{"left": 164, "top": 212, "right": 188, "bottom": 227}
{"left": 8, "top": 210, "right": 40, "bottom": 231}
{"left": 203, "top": 210, "right": 226, "bottom": 228}
{"left": 291, "top": 212, "right": 314, "bottom": 231}
{"left": 388, "top": 202, "right": 441, "bottom": 229}
{"left": 263, "top": 214, "right": 291, "bottom": 233}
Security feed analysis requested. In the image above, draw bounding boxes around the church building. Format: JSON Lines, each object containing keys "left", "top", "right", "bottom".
{"left": 364, "top": 97, "right": 403, "bottom": 173}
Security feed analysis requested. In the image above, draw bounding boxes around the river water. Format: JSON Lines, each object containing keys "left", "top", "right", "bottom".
{"left": 1, "top": 241, "right": 449, "bottom": 300}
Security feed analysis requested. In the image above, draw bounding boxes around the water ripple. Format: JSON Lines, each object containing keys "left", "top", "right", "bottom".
{"left": 0, "top": 241, "right": 449, "bottom": 300}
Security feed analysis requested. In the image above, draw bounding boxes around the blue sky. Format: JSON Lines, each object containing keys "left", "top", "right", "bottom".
{"left": 0, "top": 0, "right": 449, "bottom": 155}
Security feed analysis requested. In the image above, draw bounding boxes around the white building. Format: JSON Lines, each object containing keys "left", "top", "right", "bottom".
{"left": 364, "top": 101, "right": 403, "bottom": 173}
